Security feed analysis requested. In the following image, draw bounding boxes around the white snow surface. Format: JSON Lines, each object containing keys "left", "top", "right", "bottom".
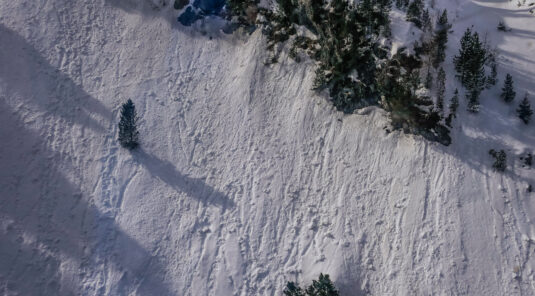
{"left": 1, "top": 0, "right": 535, "bottom": 295}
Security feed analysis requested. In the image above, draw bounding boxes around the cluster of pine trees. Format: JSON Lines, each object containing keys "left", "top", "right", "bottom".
{"left": 226, "top": 0, "right": 532, "bottom": 146}
{"left": 499, "top": 73, "right": 533, "bottom": 124}
{"left": 453, "top": 28, "right": 488, "bottom": 112}
{"left": 284, "top": 273, "right": 339, "bottom": 296}
{"left": 265, "top": 0, "right": 391, "bottom": 112}
{"left": 261, "top": 0, "right": 452, "bottom": 144}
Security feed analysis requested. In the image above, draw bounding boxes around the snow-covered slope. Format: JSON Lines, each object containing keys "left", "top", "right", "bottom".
{"left": 1, "top": 0, "right": 535, "bottom": 295}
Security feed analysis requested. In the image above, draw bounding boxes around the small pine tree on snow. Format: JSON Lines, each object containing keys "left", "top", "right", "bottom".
{"left": 517, "top": 93, "right": 533, "bottom": 124}
{"left": 486, "top": 60, "right": 498, "bottom": 88}
{"left": 521, "top": 153, "right": 533, "bottom": 168}
{"left": 501, "top": 73, "right": 516, "bottom": 103}
{"left": 118, "top": 99, "right": 139, "bottom": 150}
{"left": 497, "top": 21, "right": 507, "bottom": 32}
{"left": 489, "top": 149, "right": 507, "bottom": 172}
{"left": 446, "top": 88, "right": 459, "bottom": 127}
{"left": 406, "top": 0, "right": 423, "bottom": 28}
{"left": 467, "top": 90, "right": 480, "bottom": 113}
{"left": 436, "top": 67, "right": 446, "bottom": 116}
{"left": 305, "top": 274, "right": 339, "bottom": 296}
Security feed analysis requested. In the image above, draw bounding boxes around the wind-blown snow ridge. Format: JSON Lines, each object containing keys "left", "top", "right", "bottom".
{"left": 1, "top": 0, "right": 535, "bottom": 295}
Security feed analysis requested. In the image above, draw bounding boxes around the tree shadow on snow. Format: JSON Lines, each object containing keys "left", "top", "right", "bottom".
{"left": 133, "top": 149, "right": 235, "bottom": 208}
{"left": 0, "top": 24, "right": 111, "bottom": 132}
{"left": 0, "top": 101, "right": 174, "bottom": 295}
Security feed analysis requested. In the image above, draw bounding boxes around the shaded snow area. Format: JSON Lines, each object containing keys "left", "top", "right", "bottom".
{"left": 1, "top": 0, "right": 535, "bottom": 295}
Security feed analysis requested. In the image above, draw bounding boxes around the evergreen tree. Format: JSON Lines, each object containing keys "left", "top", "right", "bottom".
{"left": 467, "top": 90, "right": 480, "bottom": 113}
{"left": 497, "top": 21, "right": 507, "bottom": 32}
{"left": 283, "top": 274, "right": 339, "bottom": 296}
{"left": 453, "top": 28, "right": 473, "bottom": 85}
{"left": 445, "top": 88, "right": 459, "bottom": 127}
{"left": 421, "top": 9, "right": 431, "bottom": 32}
{"left": 489, "top": 149, "right": 507, "bottom": 172}
{"left": 118, "top": 99, "right": 140, "bottom": 150}
{"left": 406, "top": 0, "right": 423, "bottom": 28}
{"left": 436, "top": 67, "right": 446, "bottom": 116}
{"left": 305, "top": 274, "right": 339, "bottom": 296}
{"left": 486, "top": 60, "right": 498, "bottom": 88}
{"left": 449, "top": 89, "right": 459, "bottom": 116}
{"left": 432, "top": 9, "right": 449, "bottom": 68}
{"left": 284, "top": 282, "right": 305, "bottom": 296}
{"left": 501, "top": 73, "right": 516, "bottom": 103}
{"left": 464, "top": 32, "right": 487, "bottom": 97}
{"left": 517, "top": 93, "right": 533, "bottom": 124}
{"left": 454, "top": 29, "right": 487, "bottom": 112}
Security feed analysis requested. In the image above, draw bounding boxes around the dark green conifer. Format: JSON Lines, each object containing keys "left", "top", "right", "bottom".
{"left": 118, "top": 99, "right": 140, "bottom": 150}
{"left": 284, "top": 282, "right": 305, "bottom": 296}
{"left": 489, "top": 149, "right": 507, "bottom": 172}
{"left": 432, "top": 10, "right": 449, "bottom": 68}
{"left": 305, "top": 274, "right": 339, "bottom": 296}
{"left": 406, "top": 0, "right": 423, "bottom": 28}
{"left": 445, "top": 89, "right": 459, "bottom": 127}
{"left": 454, "top": 28, "right": 473, "bottom": 84}
{"left": 517, "top": 93, "right": 533, "bottom": 124}
{"left": 436, "top": 67, "right": 446, "bottom": 116}
{"left": 486, "top": 60, "right": 498, "bottom": 88}
{"left": 421, "top": 9, "right": 431, "bottom": 32}
{"left": 501, "top": 73, "right": 516, "bottom": 103}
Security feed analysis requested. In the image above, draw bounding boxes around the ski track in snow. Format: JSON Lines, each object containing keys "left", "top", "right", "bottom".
{"left": 1, "top": 0, "right": 535, "bottom": 295}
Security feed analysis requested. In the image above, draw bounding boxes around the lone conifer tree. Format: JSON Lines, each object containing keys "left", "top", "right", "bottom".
{"left": 118, "top": 99, "right": 139, "bottom": 150}
{"left": 501, "top": 73, "right": 516, "bottom": 103}
{"left": 517, "top": 93, "right": 533, "bottom": 124}
{"left": 489, "top": 149, "right": 507, "bottom": 172}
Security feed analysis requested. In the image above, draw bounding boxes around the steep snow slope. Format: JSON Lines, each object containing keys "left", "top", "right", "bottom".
{"left": 1, "top": 0, "right": 535, "bottom": 295}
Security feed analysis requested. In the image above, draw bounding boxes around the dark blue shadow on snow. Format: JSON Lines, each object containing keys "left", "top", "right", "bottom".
{"left": 194, "top": 0, "right": 226, "bottom": 14}
{"left": 178, "top": 6, "right": 203, "bottom": 26}
{"left": 178, "top": 0, "right": 226, "bottom": 26}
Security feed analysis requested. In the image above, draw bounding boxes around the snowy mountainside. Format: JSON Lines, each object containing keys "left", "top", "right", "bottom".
{"left": 1, "top": 0, "right": 535, "bottom": 295}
